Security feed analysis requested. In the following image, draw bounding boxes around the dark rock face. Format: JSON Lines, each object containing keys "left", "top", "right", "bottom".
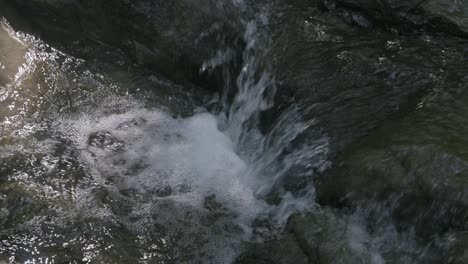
{"left": 312, "top": 46, "right": 468, "bottom": 257}
{"left": 263, "top": 3, "right": 467, "bottom": 164}
{"left": 2, "top": 0, "right": 245, "bottom": 87}
{"left": 290, "top": 0, "right": 468, "bottom": 37}
{"left": 239, "top": 3, "right": 468, "bottom": 263}
{"left": 315, "top": 41, "right": 468, "bottom": 231}
{"left": 318, "top": 145, "right": 468, "bottom": 237}
{"left": 236, "top": 234, "right": 309, "bottom": 264}
{"left": 286, "top": 211, "right": 381, "bottom": 263}
{"left": 250, "top": 0, "right": 465, "bottom": 41}
{"left": 439, "top": 232, "right": 468, "bottom": 264}
{"left": 238, "top": 210, "right": 383, "bottom": 264}
{"left": 5, "top": 0, "right": 467, "bottom": 92}
{"left": 421, "top": 0, "right": 468, "bottom": 35}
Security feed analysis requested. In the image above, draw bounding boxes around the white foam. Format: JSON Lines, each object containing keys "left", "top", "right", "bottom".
{"left": 62, "top": 106, "right": 270, "bottom": 219}
{"left": 55, "top": 104, "right": 279, "bottom": 262}
{"left": 201, "top": 18, "right": 332, "bottom": 226}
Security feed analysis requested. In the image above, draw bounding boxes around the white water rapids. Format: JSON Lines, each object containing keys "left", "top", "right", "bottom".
{"left": 0, "top": 14, "right": 331, "bottom": 262}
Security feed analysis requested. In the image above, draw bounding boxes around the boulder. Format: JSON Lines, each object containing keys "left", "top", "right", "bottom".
{"left": 239, "top": 210, "right": 384, "bottom": 264}
{"left": 286, "top": 211, "right": 383, "bottom": 264}
{"left": 318, "top": 145, "right": 468, "bottom": 236}
{"left": 1, "top": 0, "right": 245, "bottom": 87}
{"left": 262, "top": 3, "right": 467, "bottom": 162}
{"left": 316, "top": 65, "right": 468, "bottom": 238}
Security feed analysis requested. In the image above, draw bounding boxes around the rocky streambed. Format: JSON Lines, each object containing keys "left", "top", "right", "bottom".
{"left": 1, "top": 0, "right": 468, "bottom": 263}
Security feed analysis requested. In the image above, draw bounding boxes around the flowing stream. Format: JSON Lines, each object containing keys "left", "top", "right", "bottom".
{"left": 0, "top": 12, "right": 326, "bottom": 262}
{"left": 1, "top": 0, "right": 468, "bottom": 263}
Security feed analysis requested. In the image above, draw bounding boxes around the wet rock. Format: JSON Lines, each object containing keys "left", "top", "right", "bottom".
{"left": 299, "top": 0, "right": 468, "bottom": 37}
{"left": 1, "top": 0, "right": 467, "bottom": 262}
{"left": 153, "top": 186, "right": 172, "bottom": 198}
{"left": 315, "top": 50, "right": 468, "bottom": 238}
{"left": 286, "top": 210, "right": 383, "bottom": 264}
{"left": 420, "top": 0, "right": 468, "bottom": 36}
{"left": 204, "top": 194, "right": 223, "bottom": 212}
{"left": 2, "top": 0, "right": 245, "bottom": 87}
{"left": 418, "top": 231, "right": 468, "bottom": 264}
{"left": 318, "top": 144, "right": 468, "bottom": 237}
{"left": 260, "top": 3, "right": 468, "bottom": 182}
{"left": 239, "top": 209, "right": 384, "bottom": 264}
{"left": 236, "top": 234, "right": 309, "bottom": 264}
{"left": 116, "top": 117, "right": 148, "bottom": 130}
{"left": 440, "top": 232, "right": 468, "bottom": 264}
{"left": 0, "top": 183, "right": 46, "bottom": 227}
{"left": 319, "top": 145, "right": 468, "bottom": 203}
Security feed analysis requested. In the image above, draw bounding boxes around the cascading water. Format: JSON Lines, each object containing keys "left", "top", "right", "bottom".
{"left": 0, "top": 10, "right": 328, "bottom": 262}
{"left": 2, "top": 0, "right": 468, "bottom": 263}
{"left": 200, "top": 20, "right": 330, "bottom": 234}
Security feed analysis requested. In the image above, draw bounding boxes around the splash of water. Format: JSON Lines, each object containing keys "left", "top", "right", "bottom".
{"left": 0, "top": 7, "right": 332, "bottom": 262}
{"left": 202, "top": 15, "right": 332, "bottom": 225}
